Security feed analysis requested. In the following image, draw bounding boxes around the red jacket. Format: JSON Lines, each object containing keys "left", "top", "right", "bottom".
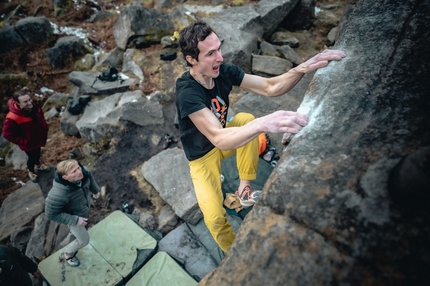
{"left": 2, "top": 98, "right": 48, "bottom": 152}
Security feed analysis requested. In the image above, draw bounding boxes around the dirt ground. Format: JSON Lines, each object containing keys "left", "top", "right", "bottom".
{"left": 0, "top": 0, "right": 352, "bottom": 234}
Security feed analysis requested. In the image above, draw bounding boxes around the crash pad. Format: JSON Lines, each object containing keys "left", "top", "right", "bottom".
{"left": 126, "top": 251, "right": 197, "bottom": 286}
{"left": 39, "top": 210, "right": 157, "bottom": 285}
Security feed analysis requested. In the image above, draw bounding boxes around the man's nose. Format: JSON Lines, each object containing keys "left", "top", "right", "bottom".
{"left": 216, "top": 51, "right": 223, "bottom": 62}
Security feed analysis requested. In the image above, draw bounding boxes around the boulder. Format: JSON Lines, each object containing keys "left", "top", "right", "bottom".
{"left": 280, "top": 0, "right": 316, "bottom": 30}
{"left": 45, "top": 36, "right": 87, "bottom": 69}
{"left": 75, "top": 90, "right": 163, "bottom": 143}
{"left": 204, "top": 0, "right": 299, "bottom": 72}
{"left": 251, "top": 54, "right": 293, "bottom": 76}
{"left": 5, "top": 144, "right": 28, "bottom": 170}
{"left": 113, "top": 6, "right": 174, "bottom": 50}
{"left": 68, "top": 71, "right": 138, "bottom": 95}
{"left": 0, "top": 25, "right": 26, "bottom": 54}
{"left": 0, "top": 182, "right": 45, "bottom": 241}
{"left": 15, "top": 16, "right": 52, "bottom": 45}
{"left": 141, "top": 148, "right": 202, "bottom": 225}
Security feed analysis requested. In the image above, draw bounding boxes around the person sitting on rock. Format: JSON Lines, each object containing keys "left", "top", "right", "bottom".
{"left": 0, "top": 245, "right": 42, "bottom": 286}
{"left": 175, "top": 20, "right": 346, "bottom": 253}
{"left": 45, "top": 159, "right": 100, "bottom": 267}
{"left": 2, "top": 91, "right": 50, "bottom": 182}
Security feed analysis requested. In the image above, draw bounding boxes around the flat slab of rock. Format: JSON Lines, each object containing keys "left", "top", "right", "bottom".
{"left": 0, "top": 181, "right": 45, "bottom": 241}
{"left": 68, "top": 71, "right": 139, "bottom": 95}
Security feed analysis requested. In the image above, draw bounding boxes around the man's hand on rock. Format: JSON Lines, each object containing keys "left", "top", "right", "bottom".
{"left": 261, "top": 110, "right": 308, "bottom": 134}
{"left": 297, "top": 49, "right": 346, "bottom": 74}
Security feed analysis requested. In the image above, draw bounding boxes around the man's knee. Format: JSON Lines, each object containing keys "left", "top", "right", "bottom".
{"left": 79, "top": 235, "right": 90, "bottom": 246}
{"left": 205, "top": 211, "right": 228, "bottom": 230}
{"left": 236, "top": 112, "right": 255, "bottom": 124}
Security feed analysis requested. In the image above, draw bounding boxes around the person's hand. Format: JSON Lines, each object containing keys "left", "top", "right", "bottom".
{"left": 261, "top": 111, "right": 308, "bottom": 134}
{"left": 92, "top": 192, "right": 100, "bottom": 199}
{"left": 32, "top": 269, "right": 42, "bottom": 278}
{"left": 297, "top": 49, "right": 346, "bottom": 74}
{"left": 77, "top": 217, "right": 88, "bottom": 226}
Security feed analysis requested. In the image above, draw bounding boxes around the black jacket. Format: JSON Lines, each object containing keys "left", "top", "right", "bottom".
{"left": 0, "top": 245, "right": 37, "bottom": 286}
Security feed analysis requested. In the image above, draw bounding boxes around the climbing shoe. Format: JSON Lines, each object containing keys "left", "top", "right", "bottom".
{"left": 60, "top": 252, "right": 80, "bottom": 267}
{"left": 235, "top": 185, "right": 262, "bottom": 208}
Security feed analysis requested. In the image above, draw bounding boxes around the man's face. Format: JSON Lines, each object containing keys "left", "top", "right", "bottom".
{"left": 62, "top": 163, "right": 84, "bottom": 182}
{"left": 189, "top": 32, "right": 223, "bottom": 79}
{"left": 16, "top": 95, "right": 33, "bottom": 110}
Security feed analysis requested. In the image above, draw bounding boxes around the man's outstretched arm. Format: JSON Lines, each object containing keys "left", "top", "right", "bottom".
{"left": 189, "top": 108, "right": 308, "bottom": 151}
{"left": 240, "top": 49, "right": 346, "bottom": 97}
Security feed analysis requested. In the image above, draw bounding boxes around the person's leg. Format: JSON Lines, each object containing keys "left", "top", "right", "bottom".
{"left": 226, "top": 113, "right": 260, "bottom": 192}
{"left": 189, "top": 148, "right": 235, "bottom": 252}
{"left": 65, "top": 225, "right": 90, "bottom": 257}
{"left": 25, "top": 148, "right": 41, "bottom": 173}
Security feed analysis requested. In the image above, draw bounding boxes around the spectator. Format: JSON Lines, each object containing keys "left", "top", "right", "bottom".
{"left": 45, "top": 159, "right": 100, "bottom": 267}
{"left": 0, "top": 244, "right": 41, "bottom": 286}
{"left": 2, "top": 91, "right": 50, "bottom": 182}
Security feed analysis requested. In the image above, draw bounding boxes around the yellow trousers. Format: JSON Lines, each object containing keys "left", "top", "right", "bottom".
{"left": 189, "top": 112, "right": 259, "bottom": 252}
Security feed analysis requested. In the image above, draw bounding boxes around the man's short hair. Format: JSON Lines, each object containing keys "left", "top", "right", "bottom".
{"left": 12, "top": 91, "right": 28, "bottom": 103}
{"left": 57, "top": 159, "right": 78, "bottom": 176}
{"left": 179, "top": 20, "right": 216, "bottom": 67}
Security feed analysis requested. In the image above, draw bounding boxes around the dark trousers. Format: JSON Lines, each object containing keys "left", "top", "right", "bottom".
{"left": 25, "top": 148, "right": 41, "bottom": 173}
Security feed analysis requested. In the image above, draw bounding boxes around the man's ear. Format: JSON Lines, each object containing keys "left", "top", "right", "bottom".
{"left": 185, "top": 55, "right": 196, "bottom": 66}
{"left": 62, "top": 174, "right": 68, "bottom": 181}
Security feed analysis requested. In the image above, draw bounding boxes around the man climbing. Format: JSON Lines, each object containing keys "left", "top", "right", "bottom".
{"left": 175, "top": 20, "right": 346, "bottom": 252}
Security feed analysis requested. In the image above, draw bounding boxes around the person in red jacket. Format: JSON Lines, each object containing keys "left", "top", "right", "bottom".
{"left": 2, "top": 91, "right": 50, "bottom": 182}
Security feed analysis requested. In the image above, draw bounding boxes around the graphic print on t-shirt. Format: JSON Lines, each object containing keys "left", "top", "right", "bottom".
{"left": 210, "top": 95, "right": 228, "bottom": 127}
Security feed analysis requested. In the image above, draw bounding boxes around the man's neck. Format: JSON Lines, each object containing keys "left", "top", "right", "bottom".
{"left": 190, "top": 70, "right": 214, "bottom": 89}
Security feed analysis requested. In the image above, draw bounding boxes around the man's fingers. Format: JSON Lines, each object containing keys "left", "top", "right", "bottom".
{"left": 303, "top": 49, "right": 346, "bottom": 73}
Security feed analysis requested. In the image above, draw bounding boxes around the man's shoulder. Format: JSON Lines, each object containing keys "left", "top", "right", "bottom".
{"left": 176, "top": 73, "right": 204, "bottom": 99}
{"left": 219, "top": 63, "right": 245, "bottom": 84}
{"left": 48, "top": 180, "right": 69, "bottom": 196}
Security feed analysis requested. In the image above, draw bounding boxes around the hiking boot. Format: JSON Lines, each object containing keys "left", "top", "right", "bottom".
{"left": 28, "top": 171, "right": 38, "bottom": 183}
{"left": 235, "top": 185, "right": 262, "bottom": 208}
{"left": 60, "top": 252, "right": 80, "bottom": 267}
{"left": 35, "top": 164, "right": 51, "bottom": 172}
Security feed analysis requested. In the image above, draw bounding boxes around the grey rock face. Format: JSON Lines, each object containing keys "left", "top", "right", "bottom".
{"left": 0, "top": 25, "right": 26, "bottom": 54}
{"left": 200, "top": 0, "right": 430, "bottom": 285}
{"left": 113, "top": 6, "right": 174, "bottom": 50}
{"left": 204, "top": 0, "right": 299, "bottom": 72}
{"left": 141, "top": 148, "right": 203, "bottom": 225}
{"left": 75, "top": 90, "right": 159, "bottom": 143}
{"left": 252, "top": 54, "right": 293, "bottom": 76}
{"left": 0, "top": 182, "right": 45, "bottom": 241}
{"left": 280, "top": 0, "right": 316, "bottom": 30}
{"left": 60, "top": 109, "right": 80, "bottom": 136}
{"left": 45, "top": 36, "right": 86, "bottom": 69}
{"left": 68, "top": 71, "right": 138, "bottom": 95}
{"left": 15, "top": 16, "right": 52, "bottom": 45}
{"left": 4, "top": 144, "right": 28, "bottom": 170}
{"left": 0, "top": 17, "right": 52, "bottom": 54}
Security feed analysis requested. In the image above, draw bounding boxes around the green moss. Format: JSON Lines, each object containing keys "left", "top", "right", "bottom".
{"left": 231, "top": 0, "right": 244, "bottom": 7}
{"left": 1, "top": 142, "right": 13, "bottom": 159}
{"left": 97, "top": 133, "right": 112, "bottom": 150}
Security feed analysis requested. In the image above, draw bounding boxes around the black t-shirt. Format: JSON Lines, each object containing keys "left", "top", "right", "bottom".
{"left": 176, "top": 63, "right": 245, "bottom": 161}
